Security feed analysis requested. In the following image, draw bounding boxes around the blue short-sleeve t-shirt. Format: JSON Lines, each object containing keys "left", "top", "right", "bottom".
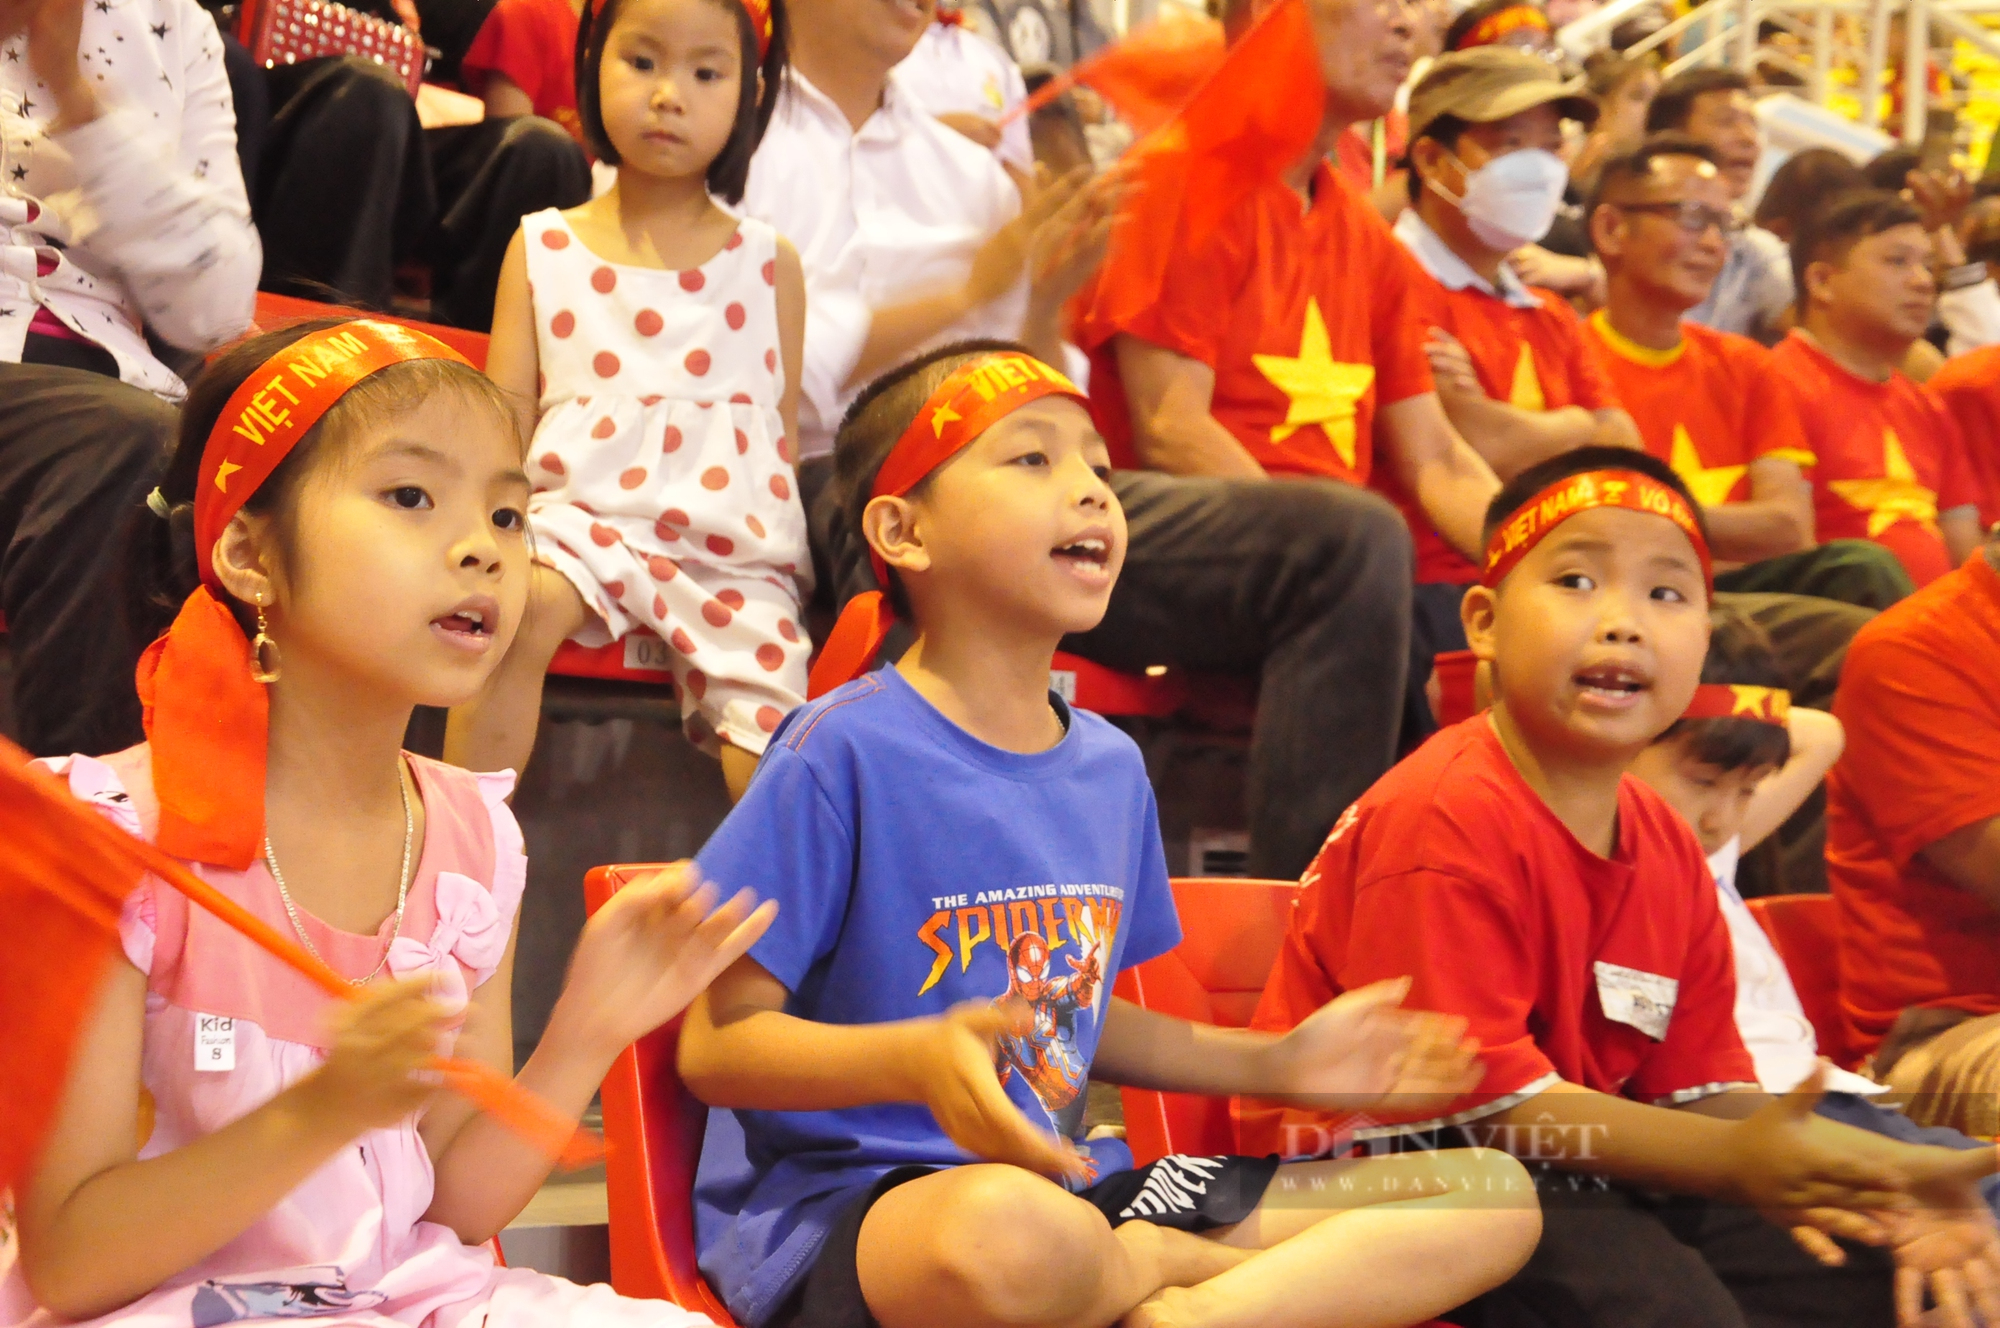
{"left": 691, "top": 667, "right": 1183, "bottom": 1326}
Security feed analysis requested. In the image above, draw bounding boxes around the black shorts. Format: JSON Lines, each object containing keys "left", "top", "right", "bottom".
{"left": 766, "top": 1154, "right": 1281, "bottom": 1328}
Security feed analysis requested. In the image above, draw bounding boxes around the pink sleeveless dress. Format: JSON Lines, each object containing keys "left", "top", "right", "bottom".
{"left": 0, "top": 748, "right": 711, "bottom": 1328}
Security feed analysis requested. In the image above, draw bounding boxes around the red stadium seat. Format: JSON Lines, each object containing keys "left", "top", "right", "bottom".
{"left": 1746, "top": 893, "right": 1860, "bottom": 1070}
{"left": 1111, "top": 877, "right": 1302, "bottom": 1162}
{"left": 584, "top": 865, "right": 739, "bottom": 1321}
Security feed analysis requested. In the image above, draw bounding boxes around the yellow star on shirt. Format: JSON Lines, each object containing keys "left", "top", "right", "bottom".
{"left": 1252, "top": 298, "right": 1376, "bottom": 469}
{"left": 1668, "top": 424, "right": 1746, "bottom": 508}
{"left": 1827, "top": 429, "right": 1938, "bottom": 537}
{"left": 1509, "top": 344, "right": 1545, "bottom": 411}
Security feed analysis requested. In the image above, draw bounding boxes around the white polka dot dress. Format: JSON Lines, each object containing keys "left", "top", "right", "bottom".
{"left": 522, "top": 208, "right": 810, "bottom": 755}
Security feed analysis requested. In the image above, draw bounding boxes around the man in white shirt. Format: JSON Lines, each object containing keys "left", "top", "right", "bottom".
{"left": 894, "top": 12, "right": 1034, "bottom": 179}
{"left": 2, "top": 0, "right": 259, "bottom": 756}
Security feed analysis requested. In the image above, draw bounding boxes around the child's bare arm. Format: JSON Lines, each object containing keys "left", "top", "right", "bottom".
{"left": 485, "top": 229, "right": 541, "bottom": 448}
{"left": 18, "top": 967, "right": 445, "bottom": 1319}
{"left": 1739, "top": 707, "right": 1845, "bottom": 852}
{"left": 680, "top": 956, "right": 1084, "bottom": 1177}
{"left": 423, "top": 867, "right": 773, "bottom": 1242}
{"left": 773, "top": 236, "right": 805, "bottom": 466}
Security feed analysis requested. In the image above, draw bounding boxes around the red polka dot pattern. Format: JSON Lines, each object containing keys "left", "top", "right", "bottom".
{"left": 769, "top": 474, "right": 789, "bottom": 500}
{"left": 706, "top": 534, "right": 734, "bottom": 556}
{"left": 734, "top": 429, "right": 748, "bottom": 455}
{"left": 661, "top": 508, "right": 691, "bottom": 526}
{"left": 591, "top": 417, "right": 616, "bottom": 439}
{"left": 605, "top": 580, "right": 626, "bottom": 601}
{"left": 654, "top": 518, "right": 683, "bottom": 542}
{"left": 756, "top": 705, "right": 783, "bottom": 733}
{"left": 717, "top": 589, "right": 746, "bottom": 609}
{"left": 672, "top": 628, "right": 697, "bottom": 654}
{"left": 703, "top": 600, "right": 733, "bottom": 627}
{"left": 701, "top": 468, "right": 730, "bottom": 491}
{"left": 777, "top": 618, "right": 799, "bottom": 643}
{"left": 635, "top": 309, "right": 663, "bottom": 336}
{"left": 679, "top": 269, "right": 704, "bottom": 292}
{"left": 551, "top": 311, "right": 575, "bottom": 338}
{"left": 590, "top": 522, "right": 621, "bottom": 547}
{"left": 756, "top": 644, "right": 785, "bottom": 672}
{"left": 762, "top": 260, "right": 776, "bottom": 286}
{"left": 686, "top": 349, "right": 712, "bottom": 376}
{"left": 726, "top": 303, "right": 746, "bottom": 330}
{"left": 640, "top": 394, "right": 663, "bottom": 406}
{"left": 662, "top": 425, "right": 683, "bottom": 452}
{"left": 725, "top": 231, "right": 743, "bottom": 250}
{"left": 592, "top": 266, "right": 617, "bottom": 293}
{"left": 730, "top": 392, "right": 752, "bottom": 404}
{"left": 685, "top": 668, "right": 708, "bottom": 698}
{"left": 746, "top": 514, "right": 766, "bottom": 538}
{"left": 541, "top": 230, "right": 569, "bottom": 249}
{"left": 540, "top": 454, "right": 566, "bottom": 476}
{"left": 765, "top": 349, "right": 777, "bottom": 372}
{"left": 619, "top": 467, "right": 647, "bottom": 489}
{"left": 594, "top": 351, "right": 620, "bottom": 378}
{"left": 653, "top": 593, "right": 668, "bottom": 618}
{"left": 648, "top": 555, "right": 678, "bottom": 581}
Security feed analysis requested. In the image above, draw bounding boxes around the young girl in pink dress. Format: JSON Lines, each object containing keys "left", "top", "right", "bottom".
{"left": 0, "top": 317, "right": 772, "bottom": 1328}
{"left": 446, "top": 0, "right": 806, "bottom": 803}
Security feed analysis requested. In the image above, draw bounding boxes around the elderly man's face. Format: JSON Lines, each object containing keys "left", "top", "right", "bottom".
{"left": 1305, "top": 0, "right": 1419, "bottom": 122}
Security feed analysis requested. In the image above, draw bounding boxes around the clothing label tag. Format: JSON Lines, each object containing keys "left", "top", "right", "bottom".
{"left": 195, "top": 1014, "right": 236, "bottom": 1072}
{"left": 1049, "top": 669, "right": 1077, "bottom": 704}
{"left": 1593, "top": 961, "right": 1678, "bottom": 1042}
{"left": 623, "top": 633, "right": 673, "bottom": 673}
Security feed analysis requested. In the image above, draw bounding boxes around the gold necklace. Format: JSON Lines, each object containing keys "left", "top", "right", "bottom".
{"left": 264, "top": 763, "right": 415, "bottom": 987}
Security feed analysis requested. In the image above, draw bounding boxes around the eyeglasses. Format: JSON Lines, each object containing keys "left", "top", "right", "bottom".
{"left": 1613, "top": 201, "right": 1749, "bottom": 235}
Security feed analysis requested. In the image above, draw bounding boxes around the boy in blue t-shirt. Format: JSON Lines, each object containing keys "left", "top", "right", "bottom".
{"left": 682, "top": 341, "right": 1542, "bottom": 1328}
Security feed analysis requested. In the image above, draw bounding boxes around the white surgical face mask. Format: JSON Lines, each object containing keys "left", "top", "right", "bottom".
{"left": 1429, "top": 147, "right": 1570, "bottom": 251}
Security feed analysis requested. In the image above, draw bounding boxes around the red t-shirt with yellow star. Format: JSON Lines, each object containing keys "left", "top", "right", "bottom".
{"left": 1581, "top": 313, "right": 1815, "bottom": 508}
{"left": 1767, "top": 332, "right": 1981, "bottom": 587}
{"left": 1921, "top": 344, "right": 2000, "bottom": 530}
{"left": 1383, "top": 264, "right": 1620, "bottom": 584}
{"left": 1077, "top": 163, "right": 1435, "bottom": 484}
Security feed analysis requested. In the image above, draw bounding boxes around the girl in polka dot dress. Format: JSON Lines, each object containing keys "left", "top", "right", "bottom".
{"left": 446, "top": 0, "right": 804, "bottom": 800}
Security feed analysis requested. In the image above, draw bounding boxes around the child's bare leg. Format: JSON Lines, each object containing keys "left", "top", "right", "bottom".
{"left": 719, "top": 741, "right": 759, "bottom": 804}
{"left": 443, "top": 565, "right": 591, "bottom": 776}
{"left": 854, "top": 1165, "right": 1250, "bottom": 1328}
{"left": 1126, "top": 1150, "right": 1541, "bottom": 1328}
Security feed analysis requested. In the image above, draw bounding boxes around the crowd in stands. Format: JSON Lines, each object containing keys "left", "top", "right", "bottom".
{"left": 8, "top": 0, "right": 2000, "bottom": 1320}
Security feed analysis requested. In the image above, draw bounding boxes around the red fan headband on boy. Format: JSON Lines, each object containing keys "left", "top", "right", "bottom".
{"left": 1459, "top": 3, "right": 1553, "bottom": 47}
{"left": 1481, "top": 469, "right": 1712, "bottom": 592}
{"left": 1682, "top": 684, "right": 1791, "bottom": 727}
{"left": 140, "top": 321, "right": 473, "bottom": 870}
{"left": 804, "top": 351, "right": 1088, "bottom": 700}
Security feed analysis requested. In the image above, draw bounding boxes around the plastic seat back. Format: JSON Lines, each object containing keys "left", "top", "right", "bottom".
{"left": 1110, "top": 878, "right": 1301, "bottom": 1163}
{"left": 1746, "top": 893, "right": 1858, "bottom": 1070}
{"left": 585, "top": 865, "right": 739, "bottom": 1323}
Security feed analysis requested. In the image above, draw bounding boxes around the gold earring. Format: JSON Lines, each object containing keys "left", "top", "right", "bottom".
{"left": 250, "top": 602, "right": 282, "bottom": 684}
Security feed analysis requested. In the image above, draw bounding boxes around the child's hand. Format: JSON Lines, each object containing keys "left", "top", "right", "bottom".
{"left": 300, "top": 978, "right": 454, "bottom": 1135}
{"left": 556, "top": 864, "right": 777, "bottom": 1062}
{"left": 1719, "top": 1068, "right": 1912, "bottom": 1218}
{"left": 1263, "top": 977, "right": 1483, "bottom": 1114}
{"left": 915, "top": 999, "right": 1091, "bottom": 1183}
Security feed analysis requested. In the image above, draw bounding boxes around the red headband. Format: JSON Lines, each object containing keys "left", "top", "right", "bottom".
{"left": 1481, "top": 469, "right": 1712, "bottom": 591}
{"left": 1458, "top": 4, "right": 1552, "bottom": 48}
{"left": 139, "top": 321, "right": 473, "bottom": 869}
{"left": 805, "top": 352, "right": 1088, "bottom": 699}
{"left": 1682, "top": 684, "right": 1790, "bottom": 727}
{"left": 742, "top": 0, "right": 772, "bottom": 58}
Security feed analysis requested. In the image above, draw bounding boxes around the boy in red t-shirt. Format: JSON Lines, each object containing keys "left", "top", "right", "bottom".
{"left": 1922, "top": 343, "right": 2000, "bottom": 531}
{"left": 1830, "top": 527, "right": 2000, "bottom": 1137}
{"left": 1768, "top": 190, "right": 1984, "bottom": 587}
{"left": 461, "top": 0, "right": 586, "bottom": 144}
{"left": 1247, "top": 445, "right": 2000, "bottom": 1325}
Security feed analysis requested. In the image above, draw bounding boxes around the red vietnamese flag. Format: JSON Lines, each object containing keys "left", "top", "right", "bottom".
{"left": 1073, "top": 0, "right": 1323, "bottom": 335}
{"left": 1008, "top": 10, "right": 1225, "bottom": 136}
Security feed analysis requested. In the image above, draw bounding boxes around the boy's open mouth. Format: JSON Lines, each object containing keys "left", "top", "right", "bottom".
{"left": 1573, "top": 663, "right": 1649, "bottom": 704}
{"left": 1051, "top": 537, "right": 1111, "bottom": 568}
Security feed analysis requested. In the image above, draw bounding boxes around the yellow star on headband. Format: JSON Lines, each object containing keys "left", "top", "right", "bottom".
{"left": 1729, "top": 686, "right": 1767, "bottom": 718}
{"left": 214, "top": 460, "right": 242, "bottom": 493}
{"left": 930, "top": 402, "right": 962, "bottom": 440}
{"left": 1669, "top": 424, "right": 1746, "bottom": 508}
{"left": 1828, "top": 429, "right": 1939, "bottom": 537}
{"left": 1252, "top": 298, "right": 1376, "bottom": 469}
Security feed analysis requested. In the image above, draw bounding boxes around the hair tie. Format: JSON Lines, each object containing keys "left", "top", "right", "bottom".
{"left": 146, "top": 487, "right": 172, "bottom": 519}
{"left": 807, "top": 351, "right": 1087, "bottom": 699}
{"left": 1682, "top": 684, "right": 1790, "bottom": 727}
{"left": 1481, "top": 469, "right": 1712, "bottom": 591}
{"left": 138, "top": 321, "right": 472, "bottom": 869}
